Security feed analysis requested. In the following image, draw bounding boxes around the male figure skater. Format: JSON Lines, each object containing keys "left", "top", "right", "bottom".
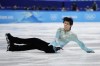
{"left": 5, "top": 17, "right": 95, "bottom": 53}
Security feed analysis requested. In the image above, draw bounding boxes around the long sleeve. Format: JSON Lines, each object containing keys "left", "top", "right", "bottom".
{"left": 55, "top": 28, "right": 68, "bottom": 47}
{"left": 72, "top": 34, "right": 93, "bottom": 52}
{"left": 55, "top": 28, "right": 61, "bottom": 46}
{"left": 49, "top": 28, "right": 94, "bottom": 53}
{"left": 49, "top": 28, "right": 65, "bottom": 47}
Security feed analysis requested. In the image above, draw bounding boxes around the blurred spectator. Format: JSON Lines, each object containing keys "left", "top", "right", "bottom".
{"left": 0, "top": 4, "right": 1, "bottom": 9}
{"left": 85, "top": 6, "right": 90, "bottom": 11}
{"left": 61, "top": 2, "right": 66, "bottom": 11}
{"left": 38, "top": 6, "right": 42, "bottom": 10}
{"left": 0, "top": 1, "right": 99, "bottom": 11}
{"left": 71, "top": 2, "right": 77, "bottom": 11}
{"left": 32, "top": 5, "right": 36, "bottom": 10}
{"left": 26, "top": 7, "right": 30, "bottom": 10}
{"left": 0, "top": 4, "right": 1, "bottom": 7}
{"left": 76, "top": 7, "right": 79, "bottom": 11}
{"left": 89, "top": 7, "right": 93, "bottom": 11}
{"left": 13, "top": 5, "right": 17, "bottom": 10}
{"left": 92, "top": 2, "right": 98, "bottom": 11}
{"left": 85, "top": 6, "right": 93, "bottom": 11}
{"left": 0, "top": 4, "right": 5, "bottom": 9}
{"left": 44, "top": 6, "right": 50, "bottom": 10}
{"left": 61, "top": 6, "right": 66, "bottom": 11}
{"left": 51, "top": 6, "right": 57, "bottom": 11}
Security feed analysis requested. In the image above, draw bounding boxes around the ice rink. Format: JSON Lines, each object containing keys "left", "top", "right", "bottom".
{"left": 0, "top": 22, "right": 100, "bottom": 66}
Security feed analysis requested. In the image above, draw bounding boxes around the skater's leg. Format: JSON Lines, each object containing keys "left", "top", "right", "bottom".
{"left": 35, "top": 41, "right": 61, "bottom": 53}
{"left": 8, "top": 45, "right": 35, "bottom": 51}
{"left": 5, "top": 33, "right": 39, "bottom": 45}
{"left": 16, "top": 45, "right": 33, "bottom": 51}
{"left": 5, "top": 33, "right": 48, "bottom": 45}
{"left": 5, "top": 33, "right": 60, "bottom": 53}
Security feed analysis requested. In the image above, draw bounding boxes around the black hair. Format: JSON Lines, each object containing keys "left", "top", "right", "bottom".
{"left": 63, "top": 17, "right": 73, "bottom": 25}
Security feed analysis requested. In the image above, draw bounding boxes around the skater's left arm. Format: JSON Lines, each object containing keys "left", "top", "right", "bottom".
{"left": 71, "top": 34, "right": 86, "bottom": 46}
{"left": 71, "top": 33, "right": 94, "bottom": 52}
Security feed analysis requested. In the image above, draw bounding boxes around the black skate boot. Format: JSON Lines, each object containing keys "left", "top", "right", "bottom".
{"left": 5, "top": 33, "right": 14, "bottom": 51}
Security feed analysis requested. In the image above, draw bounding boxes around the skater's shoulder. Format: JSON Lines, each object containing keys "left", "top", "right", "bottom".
{"left": 57, "top": 28, "right": 64, "bottom": 30}
{"left": 70, "top": 31, "right": 77, "bottom": 36}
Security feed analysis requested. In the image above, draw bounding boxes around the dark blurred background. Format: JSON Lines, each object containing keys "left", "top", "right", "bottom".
{"left": 0, "top": 0, "right": 99, "bottom": 11}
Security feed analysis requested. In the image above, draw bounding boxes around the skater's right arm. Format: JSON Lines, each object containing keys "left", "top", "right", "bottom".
{"left": 55, "top": 28, "right": 62, "bottom": 47}
{"left": 49, "top": 28, "right": 63, "bottom": 48}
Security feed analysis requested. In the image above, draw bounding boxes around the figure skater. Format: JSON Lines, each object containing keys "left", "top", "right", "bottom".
{"left": 5, "top": 17, "right": 95, "bottom": 53}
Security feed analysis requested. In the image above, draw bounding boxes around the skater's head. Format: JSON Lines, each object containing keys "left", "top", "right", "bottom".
{"left": 63, "top": 17, "right": 73, "bottom": 31}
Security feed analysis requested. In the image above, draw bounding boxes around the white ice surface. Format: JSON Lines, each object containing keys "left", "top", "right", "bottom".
{"left": 0, "top": 22, "right": 100, "bottom": 66}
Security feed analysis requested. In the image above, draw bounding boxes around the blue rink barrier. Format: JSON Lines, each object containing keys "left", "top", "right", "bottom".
{"left": 0, "top": 10, "right": 100, "bottom": 23}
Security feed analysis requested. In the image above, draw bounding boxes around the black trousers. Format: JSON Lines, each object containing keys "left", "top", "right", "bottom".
{"left": 10, "top": 37, "right": 55, "bottom": 53}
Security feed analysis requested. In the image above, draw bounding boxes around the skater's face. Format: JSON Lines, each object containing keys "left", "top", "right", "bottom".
{"left": 63, "top": 21, "right": 72, "bottom": 31}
